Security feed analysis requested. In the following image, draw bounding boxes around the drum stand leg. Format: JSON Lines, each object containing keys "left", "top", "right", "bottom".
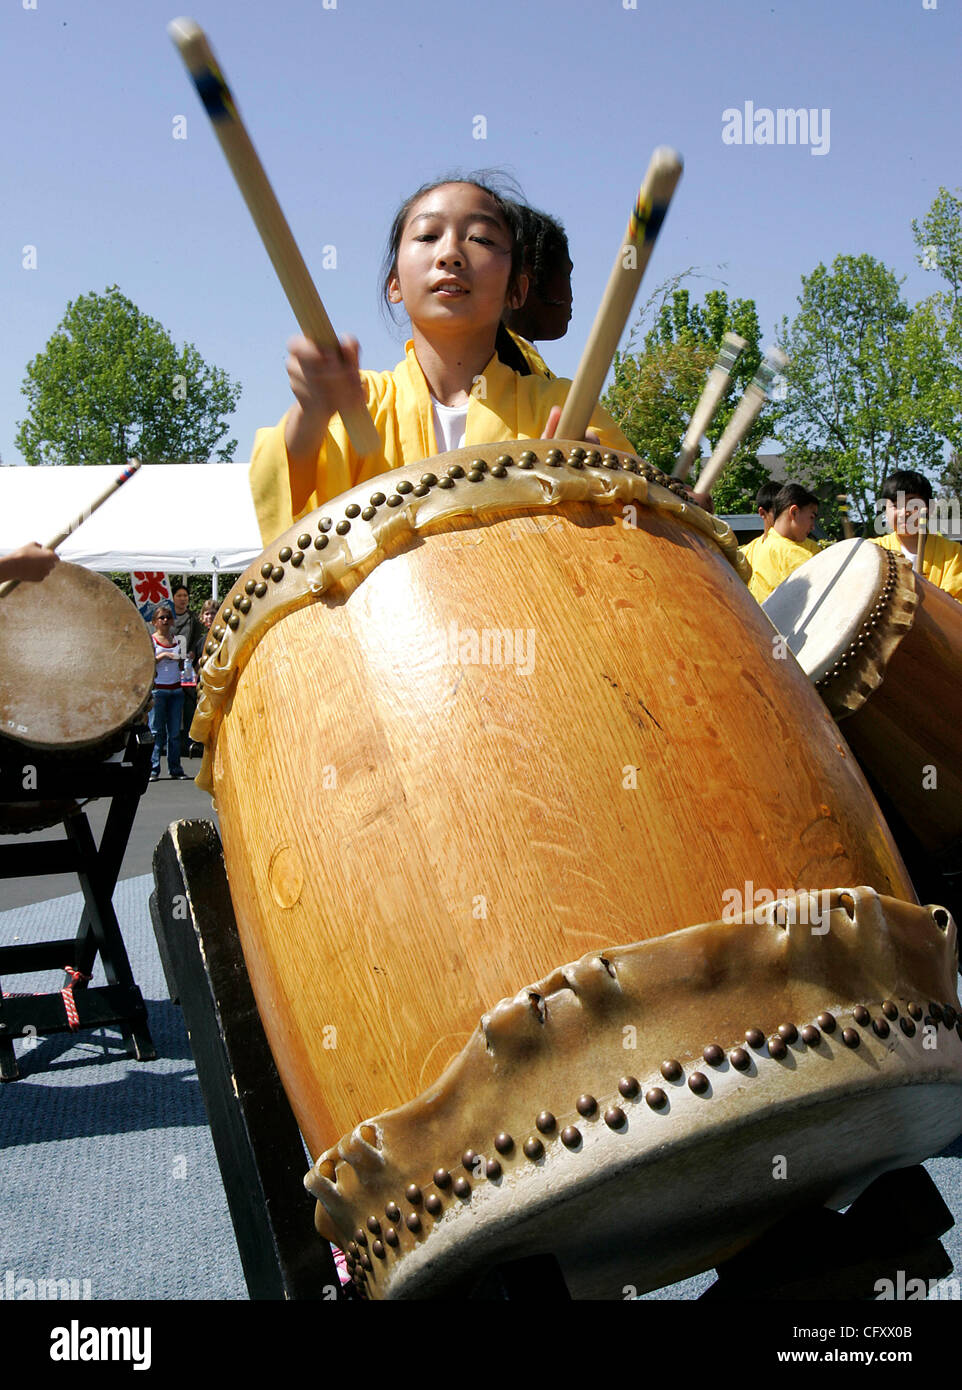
{"left": 702, "top": 1166, "right": 954, "bottom": 1300}
{"left": 0, "top": 728, "right": 156, "bottom": 1075}
{"left": 150, "top": 818, "right": 344, "bottom": 1301}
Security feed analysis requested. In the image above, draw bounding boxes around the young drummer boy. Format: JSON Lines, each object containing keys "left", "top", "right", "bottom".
{"left": 739, "top": 480, "right": 780, "bottom": 569}
{"left": 746, "top": 483, "right": 821, "bottom": 603}
{"left": 872, "top": 469, "right": 962, "bottom": 601}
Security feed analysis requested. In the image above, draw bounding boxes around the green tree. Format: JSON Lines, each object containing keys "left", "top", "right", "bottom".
{"left": 774, "top": 255, "right": 944, "bottom": 533}
{"left": 602, "top": 287, "right": 772, "bottom": 513}
{"left": 16, "top": 286, "right": 241, "bottom": 465}
{"left": 912, "top": 187, "right": 962, "bottom": 457}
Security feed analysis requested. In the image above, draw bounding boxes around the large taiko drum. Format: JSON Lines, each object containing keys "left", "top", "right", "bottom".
{"left": 195, "top": 445, "right": 962, "bottom": 1299}
{"left": 763, "top": 537, "right": 962, "bottom": 866}
{"left": 0, "top": 563, "right": 154, "bottom": 832}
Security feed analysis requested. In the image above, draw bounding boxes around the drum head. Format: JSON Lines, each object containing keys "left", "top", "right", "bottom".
{"left": 763, "top": 537, "right": 887, "bottom": 682}
{"left": 0, "top": 562, "right": 154, "bottom": 752}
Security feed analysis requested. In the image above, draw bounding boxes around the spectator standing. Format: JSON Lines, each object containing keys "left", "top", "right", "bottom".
{"left": 170, "top": 584, "right": 204, "bottom": 755}
{"left": 149, "top": 604, "right": 186, "bottom": 781}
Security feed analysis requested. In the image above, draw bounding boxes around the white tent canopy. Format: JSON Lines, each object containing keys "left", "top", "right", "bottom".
{"left": 0, "top": 464, "right": 263, "bottom": 580}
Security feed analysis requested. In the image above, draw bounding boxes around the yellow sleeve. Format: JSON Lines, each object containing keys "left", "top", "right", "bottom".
{"left": 929, "top": 534, "right": 962, "bottom": 600}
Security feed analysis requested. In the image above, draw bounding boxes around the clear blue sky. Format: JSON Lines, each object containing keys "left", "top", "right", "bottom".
{"left": 1, "top": 0, "right": 958, "bottom": 466}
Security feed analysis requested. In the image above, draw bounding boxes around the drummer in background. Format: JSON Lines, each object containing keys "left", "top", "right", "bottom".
{"left": 746, "top": 483, "right": 821, "bottom": 603}
{"left": 739, "top": 480, "right": 780, "bottom": 569}
{"left": 873, "top": 469, "right": 962, "bottom": 600}
{"left": 0, "top": 541, "right": 58, "bottom": 584}
{"left": 502, "top": 205, "right": 573, "bottom": 379}
{"left": 149, "top": 603, "right": 187, "bottom": 782}
{"left": 249, "top": 176, "right": 633, "bottom": 545}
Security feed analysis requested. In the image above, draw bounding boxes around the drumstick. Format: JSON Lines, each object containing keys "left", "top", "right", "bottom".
{"left": 672, "top": 333, "right": 747, "bottom": 479}
{"left": 837, "top": 494, "right": 855, "bottom": 541}
{"left": 556, "top": 148, "right": 683, "bottom": 441}
{"left": 168, "top": 18, "right": 381, "bottom": 458}
{"left": 692, "top": 348, "right": 787, "bottom": 498}
{"left": 0, "top": 460, "right": 142, "bottom": 599}
{"left": 914, "top": 505, "right": 928, "bottom": 574}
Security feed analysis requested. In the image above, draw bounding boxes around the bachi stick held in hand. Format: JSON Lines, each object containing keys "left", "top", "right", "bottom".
{"left": 556, "top": 148, "right": 683, "bottom": 442}
{"left": 693, "top": 349, "right": 787, "bottom": 499}
{"left": 169, "top": 18, "right": 381, "bottom": 458}
{"left": 672, "top": 333, "right": 747, "bottom": 479}
{"left": 0, "top": 460, "right": 142, "bottom": 599}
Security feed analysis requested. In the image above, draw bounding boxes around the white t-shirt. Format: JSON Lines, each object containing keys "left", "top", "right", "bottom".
{"left": 431, "top": 397, "right": 468, "bottom": 453}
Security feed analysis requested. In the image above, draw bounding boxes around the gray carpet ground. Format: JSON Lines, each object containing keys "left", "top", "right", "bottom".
{"left": 1, "top": 873, "right": 960, "bottom": 1302}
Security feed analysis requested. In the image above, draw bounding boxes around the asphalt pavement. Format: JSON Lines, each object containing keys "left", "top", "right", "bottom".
{"left": 0, "top": 755, "right": 217, "bottom": 910}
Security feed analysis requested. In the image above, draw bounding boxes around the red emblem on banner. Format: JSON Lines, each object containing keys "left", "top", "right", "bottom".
{"left": 132, "top": 571, "right": 171, "bottom": 619}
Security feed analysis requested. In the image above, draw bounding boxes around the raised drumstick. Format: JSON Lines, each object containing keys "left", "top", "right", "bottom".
{"left": 692, "top": 348, "right": 787, "bottom": 499}
{"left": 672, "top": 333, "right": 747, "bottom": 479}
{"left": 556, "top": 149, "right": 683, "bottom": 441}
{"left": 0, "top": 460, "right": 142, "bottom": 598}
{"left": 169, "top": 18, "right": 381, "bottom": 458}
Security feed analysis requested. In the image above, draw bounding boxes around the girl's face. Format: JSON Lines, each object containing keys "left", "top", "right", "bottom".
{"left": 388, "top": 183, "right": 526, "bottom": 337}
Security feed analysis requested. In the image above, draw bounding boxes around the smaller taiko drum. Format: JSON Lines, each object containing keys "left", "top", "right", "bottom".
{"left": 763, "top": 537, "right": 962, "bottom": 866}
{"left": 0, "top": 563, "right": 154, "bottom": 831}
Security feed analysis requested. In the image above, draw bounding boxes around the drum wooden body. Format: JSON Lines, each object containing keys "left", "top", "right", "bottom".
{"left": 0, "top": 563, "right": 154, "bottom": 832}
{"left": 763, "top": 537, "right": 962, "bottom": 859}
{"left": 196, "top": 448, "right": 915, "bottom": 1154}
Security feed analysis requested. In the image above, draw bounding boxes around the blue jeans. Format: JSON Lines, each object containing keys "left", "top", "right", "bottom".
{"left": 150, "top": 687, "right": 185, "bottom": 775}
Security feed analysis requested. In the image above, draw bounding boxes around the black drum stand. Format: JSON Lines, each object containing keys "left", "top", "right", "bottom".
{"left": 0, "top": 725, "right": 157, "bottom": 1080}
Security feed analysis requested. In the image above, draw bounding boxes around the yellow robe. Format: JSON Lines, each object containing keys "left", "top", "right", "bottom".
{"left": 250, "top": 341, "right": 633, "bottom": 545}
{"left": 873, "top": 530, "right": 962, "bottom": 601}
{"left": 507, "top": 330, "right": 555, "bottom": 379}
{"left": 746, "top": 530, "right": 820, "bottom": 604}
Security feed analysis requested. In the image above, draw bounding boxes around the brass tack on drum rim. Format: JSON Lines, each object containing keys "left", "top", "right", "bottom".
{"left": 536, "top": 1111, "right": 556, "bottom": 1134}
{"left": 467, "top": 470, "right": 484, "bottom": 482}
{"left": 495, "top": 454, "right": 512, "bottom": 467}
{"left": 604, "top": 1106, "right": 627, "bottom": 1129}
{"left": 872, "top": 1017, "right": 890, "bottom": 1039}
{"left": 518, "top": 449, "right": 537, "bottom": 464}
{"left": 405, "top": 1212, "right": 421, "bottom": 1233}
{"left": 438, "top": 476, "right": 455, "bottom": 488}
{"left": 254, "top": 582, "right": 267, "bottom": 596}
{"left": 425, "top": 1194, "right": 442, "bottom": 1216}
{"left": 568, "top": 456, "right": 584, "bottom": 469}
{"left": 584, "top": 450, "right": 602, "bottom": 467}
{"left": 491, "top": 465, "right": 507, "bottom": 477}
{"left": 433, "top": 1167, "right": 451, "bottom": 1188}
{"left": 928, "top": 1002, "right": 944, "bottom": 1024}
{"left": 232, "top": 594, "right": 243, "bottom": 607}
{"left": 800, "top": 1025, "right": 821, "bottom": 1046}
{"left": 353, "top": 1228, "right": 367, "bottom": 1246}
{"left": 385, "top": 1201, "right": 400, "bottom": 1222}
{"left": 817, "top": 1012, "right": 837, "bottom": 1033}
{"left": 260, "top": 562, "right": 272, "bottom": 578}
{"left": 245, "top": 579, "right": 256, "bottom": 595}
{"left": 703, "top": 1044, "right": 724, "bottom": 1066}
{"left": 397, "top": 479, "right": 414, "bottom": 494}
{"left": 290, "top": 552, "right": 304, "bottom": 567}
{"left": 768, "top": 1035, "right": 788, "bottom": 1059}
{"left": 453, "top": 1177, "right": 470, "bottom": 1198}
{"left": 366, "top": 1216, "right": 381, "bottom": 1235}
{"left": 561, "top": 1126, "right": 581, "bottom": 1148}
{"left": 335, "top": 521, "right": 351, "bottom": 535}
{"left": 688, "top": 1072, "right": 709, "bottom": 1094}
{"left": 618, "top": 1076, "right": 640, "bottom": 1099}
{"left": 523, "top": 1136, "right": 544, "bottom": 1160}
{"left": 446, "top": 465, "right": 465, "bottom": 479}
{"left": 485, "top": 1158, "right": 502, "bottom": 1180}
{"left": 413, "top": 484, "right": 430, "bottom": 496}
{"left": 420, "top": 473, "right": 438, "bottom": 486}
{"left": 271, "top": 567, "right": 284, "bottom": 582}
{"left": 319, "top": 516, "right": 333, "bottom": 532}
{"left": 405, "top": 1184, "right": 422, "bottom": 1205}
{"left": 345, "top": 503, "right": 361, "bottom": 518}
{"left": 881, "top": 1000, "right": 898, "bottom": 1020}
{"left": 660, "top": 1059, "right": 682, "bottom": 1082}
{"left": 297, "top": 534, "right": 311, "bottom": 550}
{"left": 545, "top": 449, "right": 563, "bottom": 466}
{"left": 493, "top": 1133, "right": 513, "bottom": 1155}
{"left": 369, "top": 492, "right": 386, "bottom": 507}
{"left": 900, "top": 1017, "right": 916, "bottom": 1037}
{"left": 278, "top": 546, "right": 292, "bottom": 562}
{"left": 576, "top": 1094, "right": 597, "bottom": 1117}
{"left": 745, "top": 1028, "right": 765, "bottom": 1049}
{"left": 645, "top": 1087, "right": 668, "bottom": 1109}
{"left": 384, "top": 1227, "right": 398, "bottom": 1247}
{"left": 372, "top": 1240, "right": 385, "bottom": 1259}
{"left": 239, "top": 597, "right": 251, "bottom": 612}
{"left": 387, "top": 495, "right": 402, "bottom": 507}
{"left": 228, "top": 614, "right": 240, "bottom": 629}
{"left": 907, "top": 1002, "right": 923, "bottom": 1020}
{"left": 461, "top": 1149, "right": 477, "bottom": 1172}
{"left": 361, "top": 506, "right": 376, "bottom": 520}
{"left": 853, "top": 1006, "right": 871, "bottom": 1026}
{"left": 729, "top": 1049, "right": 750, "bottom": 1071}
{"left": 778, "top": 1023, "right": 798, "bottom": 1043}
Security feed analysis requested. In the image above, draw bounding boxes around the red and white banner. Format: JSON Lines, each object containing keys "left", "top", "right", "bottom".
{"left": 132, "top": 571, "right": 171, "bottom": 622}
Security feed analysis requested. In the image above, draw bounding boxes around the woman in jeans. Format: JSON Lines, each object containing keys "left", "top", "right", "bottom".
{"left": 149, "top": 604, "right": 186, "bottom": 781}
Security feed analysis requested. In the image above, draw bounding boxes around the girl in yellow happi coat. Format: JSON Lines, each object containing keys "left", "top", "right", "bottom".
{"left": 250, "top": 177, "right": 633, "bottom": 545}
